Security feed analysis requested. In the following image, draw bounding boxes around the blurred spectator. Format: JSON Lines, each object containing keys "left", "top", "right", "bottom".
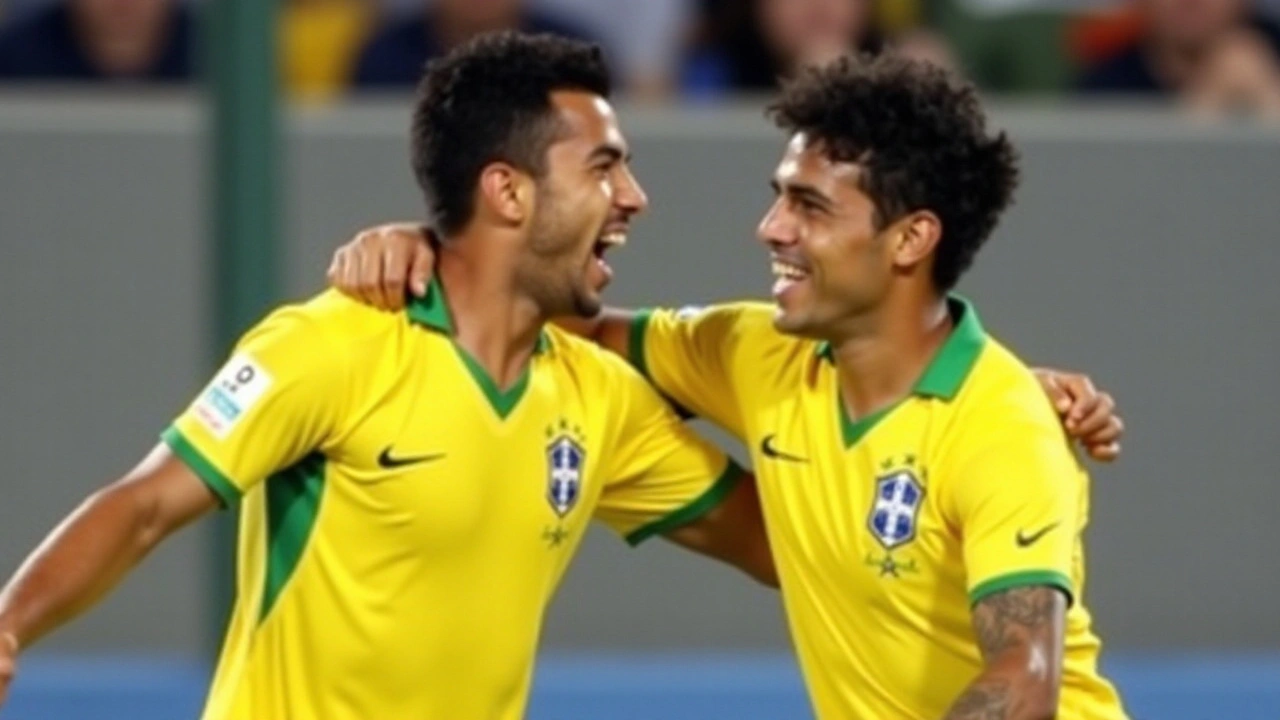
{"left": 353, "top": 0, "right": 599, "bottom": 89}
{"left": 282, "top": 0, "right": 375, "bottom": 101}
{"left": 539, "top": 0, "right": 694, "bottom": 100}
{"left": 1077, "top": 0, "right": 1280, "bottom": 116}
{"left": 0, "top": 0, "right": 193, "bottom": 83}
{"left": 930, "top": 0, "right": 1087, "bottom": 93}
{"left": 682, "top": 0, "right": 956, "bottom": 98}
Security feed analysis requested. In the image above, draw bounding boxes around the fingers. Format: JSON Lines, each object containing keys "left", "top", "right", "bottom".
{"left": 380, "top": 243, "right": 408, "bottom": 311}
{"left": 408, "top": 241, "right": 434, "bottom": 299}
{"left": 0, "top": 631, "right": 17, "bottom": 707}
{"left": 1088, "top": 440, "right": 1122, "bottom": 463}
{"left": 1072, "top": 391, "right": 1115, "bottom": 439}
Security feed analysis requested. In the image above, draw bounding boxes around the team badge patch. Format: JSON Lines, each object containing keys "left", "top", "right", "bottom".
{"left": 192, "top": 354, "right": 273, "bottom": 439}
{"left": 868, "top": 469, "right": 924, "bottom": 550}
{"left": 546, "top": 434, "right": 585, "bottom": 517}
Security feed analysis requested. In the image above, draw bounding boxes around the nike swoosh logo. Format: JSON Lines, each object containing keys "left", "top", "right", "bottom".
{"left": 760, "top": 434, "right": 808, "bottom": 463}
{"left": 1016, "top": 521, "right": 1062, "bottom": 548}
{"left": 377, "top": 447, "right": 446, "bottom": 469}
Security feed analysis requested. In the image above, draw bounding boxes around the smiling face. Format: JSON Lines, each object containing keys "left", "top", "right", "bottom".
{"left": 517, "top": 90, "right": 648, "bottom": 318}
{"left": 757, "top": 132, "right": 899, "bottom": 338}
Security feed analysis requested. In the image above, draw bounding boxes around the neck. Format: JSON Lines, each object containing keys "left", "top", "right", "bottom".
{"left": 829, "top": 293, "right": 951, "bottom": 421}
{"left": 436, "top": 235, "right": 545, "bottom": 390}
{"left": 72, "top": 11, "right": 173, "bottom": 76}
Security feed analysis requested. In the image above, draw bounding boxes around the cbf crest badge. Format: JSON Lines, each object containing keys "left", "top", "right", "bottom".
{"left": 546, "top": 423, "right": 586, "bottom": 517}
{"left": 868, "top": 468, "right": 925, "bottom": 550}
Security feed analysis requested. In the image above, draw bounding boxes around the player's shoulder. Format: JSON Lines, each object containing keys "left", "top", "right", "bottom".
{"left": 543, "top": 323, "right": 636, "bottom": 379}
{"left": 957, "top": 334, "right": 1063, "bottom": 433}
{"left": 245, "top": 290, "right": 411, "bottom": 365}
{"left": 653, "top": 299, "right": 773, "bottom": 331}
{"left": 653, "top": 300, "right": 808, "bottom": 353}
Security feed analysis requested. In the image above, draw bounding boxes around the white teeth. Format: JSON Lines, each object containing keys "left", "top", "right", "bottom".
{"left": 599, "top": 232, "right": 627, "bottom": 247}
{"left": 771, "top": 261, "right": 807, "bottom": 280}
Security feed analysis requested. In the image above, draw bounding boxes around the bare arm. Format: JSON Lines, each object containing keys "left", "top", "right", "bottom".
{"left": 942, "top": 586, "right": 1066, "bottom": 720}
{"left": 0, "top": 445, "right": 218, "bottom": 654}
{"left": 660, "top": 476, "right": 776, "bottom": 587}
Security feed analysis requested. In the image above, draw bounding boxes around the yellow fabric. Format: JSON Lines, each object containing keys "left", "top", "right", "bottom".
{"left": 165, "top": 286, "right": 738, "bottom": 720}
{"left": 280, "top": 0, "right": 372, "bottom": 101}
{"left": 633, "top": 299, "right": 1128, "bottom": 720}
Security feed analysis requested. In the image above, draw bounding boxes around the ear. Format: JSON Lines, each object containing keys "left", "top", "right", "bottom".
{"left": 477, "top": 162, "right": 535, "bottom": 227}
{"left": 891, "top": 211, "right": 942, "bottom": 270}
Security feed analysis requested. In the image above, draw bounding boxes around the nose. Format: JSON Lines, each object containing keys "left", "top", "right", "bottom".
{"left": 613, "top": 164, "right": 649, "bottom": 217}
{"left": 757, "top": 197, "right": 798, "bottom": 248}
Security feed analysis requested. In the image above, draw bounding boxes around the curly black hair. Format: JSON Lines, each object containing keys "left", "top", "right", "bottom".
{"left": 766, "top": 54, "right": 1019, "bottom": 292}
{"left": 410, "top": 31, "right": 611, "bottom": 235}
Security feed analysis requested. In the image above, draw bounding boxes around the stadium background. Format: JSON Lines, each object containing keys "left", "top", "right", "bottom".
{"left": 0, "top": 1, "right": 1278, "bottom": 718}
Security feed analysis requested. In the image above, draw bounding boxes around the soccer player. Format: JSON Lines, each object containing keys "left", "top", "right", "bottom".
{"left": 330, "top": 57, "right": 1130, "bottom": 719}
{"left": 0, "top": 34, "right": 775, "bottom": 720}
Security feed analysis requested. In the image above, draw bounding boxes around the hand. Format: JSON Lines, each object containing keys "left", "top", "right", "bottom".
{"left": 326, "top": 223, "right": 436, "bottom": 311}
{"left": 1033, "top": 368, "right": 1123, "bottom": 462}
{"left": 0, "top": 630, "right": 18, "bottom": 707}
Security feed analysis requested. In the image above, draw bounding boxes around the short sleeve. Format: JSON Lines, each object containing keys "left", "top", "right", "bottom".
{"left": 943, "top": 413, "right": 1084, "bottom": 607}
{"left": 628, "top": 303, "right": 761, "bottom": 438}
{"left": 161, "top": 306, "right": 349, "bottom": 506}
{"left": 594, "top": 363, "right": 744, "bottom": 546}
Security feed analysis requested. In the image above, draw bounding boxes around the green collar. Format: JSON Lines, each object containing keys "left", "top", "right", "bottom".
{"left": 815, "top": 295, "right": 986, "bottom": 401}
{"left": 406, "top": 276, "right": 550, "bottom": 354}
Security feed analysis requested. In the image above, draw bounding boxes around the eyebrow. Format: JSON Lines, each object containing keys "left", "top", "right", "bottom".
{"left": 586, "top": 144, "right": 628, "bottom": 164}
{"left": 770, "top": 180, "right": 835, "bottom": 211}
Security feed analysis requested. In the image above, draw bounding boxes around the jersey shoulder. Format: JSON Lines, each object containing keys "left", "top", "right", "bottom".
{"left": 543, "top": 323, "right": 643, "bottom": 388}
{"left": 676, "top": 300, "right": 817, "bottom": 369}
{"left": 957, "top": 336, "right": 1062, "bottom": 429}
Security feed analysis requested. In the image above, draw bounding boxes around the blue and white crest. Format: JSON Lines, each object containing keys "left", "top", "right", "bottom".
{"left": 868, "top": 470, "right": 924, "bottom": 550}
{"left": 546, "top": 436, "right": 585, "bottom": 517}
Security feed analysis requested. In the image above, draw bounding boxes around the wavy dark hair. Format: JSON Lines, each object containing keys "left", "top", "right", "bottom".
{"left": 410, "top": 31, "right": 611, "bottom": 235}
{"left": 767, "top": 54, "right": 1019, "bottom": 291}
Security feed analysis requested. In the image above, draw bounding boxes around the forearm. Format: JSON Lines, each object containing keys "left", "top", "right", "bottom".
{"left": 0, "top": 483, "right": 165, "bottom": 648}
{"left": 942, "top": 660, "right": 1053, "bottom": 720}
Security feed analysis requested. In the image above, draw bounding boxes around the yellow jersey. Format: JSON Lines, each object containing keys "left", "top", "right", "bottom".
{"left": 163, "top": 281, "right": 741, "bottom": 720}
{"left": 631, "top": 298, "right": 1128, "bottom": 720}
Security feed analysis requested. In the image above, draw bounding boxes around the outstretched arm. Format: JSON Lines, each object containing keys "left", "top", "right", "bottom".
{"left": 0, "top": 446, "right": 220, "bottom": 704}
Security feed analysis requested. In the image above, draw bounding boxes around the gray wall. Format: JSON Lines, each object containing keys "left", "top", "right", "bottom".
{"left": 1, "top": 96, "right": 1276, "bottom": 656}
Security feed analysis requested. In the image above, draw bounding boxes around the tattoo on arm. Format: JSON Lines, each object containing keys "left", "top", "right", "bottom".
{"left": 942, "top": 586, "right": 1065, "bottom": 720}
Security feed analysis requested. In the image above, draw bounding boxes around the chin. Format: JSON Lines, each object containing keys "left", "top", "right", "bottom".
{"left": 771, "top": 306, "right": 822, "bottom": 339}
{"left": 570, "top": 292, "right": 602, "bottom": 318}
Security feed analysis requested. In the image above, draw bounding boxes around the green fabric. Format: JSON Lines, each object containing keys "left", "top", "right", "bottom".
{"left": 969, "top": 569, "right": 1075, "bottom": 608}
{"left": 260, "top": 453, "right": 327, "bottom": 622}
{"left": 931, "top": 1, "right": 1074, "bottom": 93}
{"left": 628, "top": 309, "right": 655, "bottom": 380}
{"left": 408, "top": 275, "right": 546, "bottom": 418}
{"left": 819, "top": 297, "right": 987, "bottom": 447}
{"left": 453, "top": 345, "right": 532, "bottom": 420}
{"left": 161, "top": 427, "right": 240, "bottom": 507}
{"left": 625, "top": 462, "right": 746, "bottom": 546}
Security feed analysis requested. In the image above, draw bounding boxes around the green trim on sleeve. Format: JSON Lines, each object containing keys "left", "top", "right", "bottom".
{"left": 628, "top": 309, "right": 655, "bottom": 380}
{"left": 969, "top": 569, "right": 1075, "bottom": 608}
{"left": 624, "top": 461, "right": 745, "bottom": 547}
{"left": 161, "top": 426, "right": 242, "bottom": 507}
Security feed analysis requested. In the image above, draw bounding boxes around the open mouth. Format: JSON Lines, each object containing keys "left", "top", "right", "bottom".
{"left": 771, "top": 258, "right": 810, "bottom": 299}
{"left": 594, "top": 230, "right": 627, "bottom": 258}
{"left": 588, "top": 229, "right": 628, "bottom": 286}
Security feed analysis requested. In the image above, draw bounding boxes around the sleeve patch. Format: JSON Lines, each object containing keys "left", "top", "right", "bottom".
{"left": 192, "top": 354, "right": 274, "bottom": 439}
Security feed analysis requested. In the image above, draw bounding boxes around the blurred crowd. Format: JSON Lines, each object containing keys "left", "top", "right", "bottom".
{"left": 1, "top": 0, "right": 1279, "bottom": 116}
